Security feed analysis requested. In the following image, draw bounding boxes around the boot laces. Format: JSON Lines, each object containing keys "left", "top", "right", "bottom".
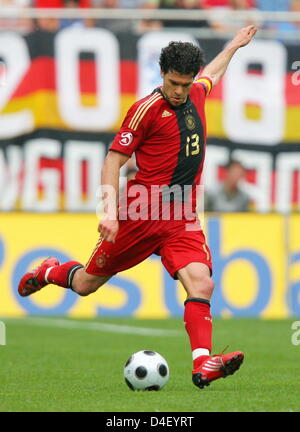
{"left": 213, "top": 345, "right": 229, "bottom": 357}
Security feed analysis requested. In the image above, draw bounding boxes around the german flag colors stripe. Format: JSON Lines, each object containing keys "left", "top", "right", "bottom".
{"left": 195, "top": 77, "right": 213, "bottom": 95}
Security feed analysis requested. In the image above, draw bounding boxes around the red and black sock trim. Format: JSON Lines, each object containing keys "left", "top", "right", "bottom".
{"left": 67, "top": 264, "right": 84, "bottom": 289}
{"left": 184, "top": 298, "right": 211, "bottom": 306}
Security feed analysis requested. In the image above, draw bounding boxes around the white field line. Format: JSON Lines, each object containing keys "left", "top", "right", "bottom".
{"left": 6, "top": 317, "right": 182, "bottom": 337}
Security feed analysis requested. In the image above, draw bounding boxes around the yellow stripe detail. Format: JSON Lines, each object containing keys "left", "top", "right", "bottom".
{"left": 85, "top": 234, "right": 103, "bottom": 268}
{"left": 128, "top": 93, "right": 159, "bottom": 130}
{"left": 202, "top": 243, "right": 210, "bottom": 261}
{"left": 131, "top": 94, "right": 162, "bottom": 131}
{"left": 195, "top": 78, "right": 212, "bottom": 95}
{"left": 129, "top": 93, "right": 162, "bottom": 131}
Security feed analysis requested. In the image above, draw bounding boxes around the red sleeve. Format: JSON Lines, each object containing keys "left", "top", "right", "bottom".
{"left": 194, "top": 76, "right": 213, "bottom": 97}
{"left": 109, "top": 102, "right": 147, "bottom": 157}
{"left": 110, "top": 91, "right": 163, "bottom": 157}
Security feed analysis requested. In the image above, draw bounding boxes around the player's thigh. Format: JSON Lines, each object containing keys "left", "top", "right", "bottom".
{"left": 160, "top": 229, "right": 212, "bottom": 284}
{"left": 86, "top": 219, "right": 161, "bottom": 276}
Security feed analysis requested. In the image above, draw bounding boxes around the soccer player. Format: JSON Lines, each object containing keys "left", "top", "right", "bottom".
{"left": 18, "top": 25, "right": 257, "bottom": 389}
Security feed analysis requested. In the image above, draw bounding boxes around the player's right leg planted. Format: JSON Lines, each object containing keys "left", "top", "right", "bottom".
{"left": 184, "top": 298, "right": 244, "bottom": 389}
{"left": 18, "top": 258, "right": 83, "bottom": 297}
{"left": 176, "top": 260, "right": 245, "bottom": 389}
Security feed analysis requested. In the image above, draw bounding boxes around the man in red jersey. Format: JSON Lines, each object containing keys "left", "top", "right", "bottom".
{"left": 18, "top": 25, "right": 257, "bottom": 389}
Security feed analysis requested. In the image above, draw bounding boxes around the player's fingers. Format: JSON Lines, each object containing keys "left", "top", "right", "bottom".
{"left": 104, "top": 228, "right": 112, "bottom": 240}
{"left": 101, "top": 226, "right": 117, "bottom": 243}
{"left": 107, "top": 229, "right": 118, "bottom": 243}
{"left": 105, "top": 234, "right": 115, "bottom": 243}
{"left": 241, "top": 25, "right": 253, "bottom": 33}
{"left": 98, "top": 222, "right": 105, "bottom": 234}
{"left": 243, "top": 25, "right": 256, "bottom": 37}
{"left": 98, "top": 220, "right": 118, "bottom": 242}
{"left": 99, "top": 224, "right": 110, "bottom": 240}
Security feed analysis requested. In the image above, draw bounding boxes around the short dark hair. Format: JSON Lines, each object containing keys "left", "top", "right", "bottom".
{"left": 159, "top": 41, "right": 205, "bottom": 77}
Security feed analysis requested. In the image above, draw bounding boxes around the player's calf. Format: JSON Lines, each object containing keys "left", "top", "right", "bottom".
{"left": 71, "top": 270, "right": 111, "bottom": 296}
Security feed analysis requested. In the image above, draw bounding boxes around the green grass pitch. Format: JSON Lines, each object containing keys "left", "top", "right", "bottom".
{"left": 0, "top": 317, "right": 299, "bottom": 412}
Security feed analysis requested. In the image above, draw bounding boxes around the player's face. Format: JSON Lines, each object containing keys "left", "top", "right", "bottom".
{"left": 161, "top": 70, "right": 194, "bottom": 107}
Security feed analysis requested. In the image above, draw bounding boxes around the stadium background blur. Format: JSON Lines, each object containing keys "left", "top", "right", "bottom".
{"left": 0, "top": 0, "right": 299, "bottom": 321}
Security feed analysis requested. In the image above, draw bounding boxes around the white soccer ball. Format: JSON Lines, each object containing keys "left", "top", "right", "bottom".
{"left": 124, "top": 350, "right": 169, "bottom": 391}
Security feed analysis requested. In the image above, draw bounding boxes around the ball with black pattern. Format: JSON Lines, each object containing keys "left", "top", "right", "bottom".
{"left": 124, "top": 350, "right": 169, "bottom": 391}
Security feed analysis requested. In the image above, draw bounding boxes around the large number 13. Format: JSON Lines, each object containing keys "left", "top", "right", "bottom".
{"left": 186, "top": 133, "right": 200, "bottom": 157}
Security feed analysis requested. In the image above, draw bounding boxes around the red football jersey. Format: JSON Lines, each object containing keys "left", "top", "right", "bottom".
{"left": 110, "top": 77, "right": 212, "bottom": 193}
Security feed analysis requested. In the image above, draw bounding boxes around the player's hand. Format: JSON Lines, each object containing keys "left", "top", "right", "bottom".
{"left": 98, "top": 216, "right": 119, "bottom": 243}
{"left": 228, "top": 25, "right": 258, "bottom": 49}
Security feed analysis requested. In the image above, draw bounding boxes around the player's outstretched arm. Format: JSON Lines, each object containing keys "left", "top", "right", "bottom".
{"left": 201, "top": 25, "right": 257, "bottom": 88}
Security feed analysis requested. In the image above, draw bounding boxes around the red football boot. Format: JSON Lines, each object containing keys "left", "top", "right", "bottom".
{"left": 18, "top": 257, "right": 60, "bottom": 297}
{"left": 192, "top": 350, "right": 244, "bottom": 389}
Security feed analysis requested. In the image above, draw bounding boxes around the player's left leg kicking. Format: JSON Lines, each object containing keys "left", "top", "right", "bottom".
{"left": 18, "top": 218, "right": 162, "bottom": 298}
{"left": 177, "top": 262, "right": 244, "bottom": 389}
{"left": 18, "top": 257, "right": 111, "bottom": 298}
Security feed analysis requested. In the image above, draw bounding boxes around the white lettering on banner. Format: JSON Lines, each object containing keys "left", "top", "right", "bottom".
{"left": 232, "top": 150, "right": 272, "bottom": 213}
{"left": 0, "top": 146, "right": 22, "bottom": 211}
{"left": 22, "top": 139, "right": 61, "bottom": 211}
{"left": 137, "top": 32, "right": 199, "bottom": 99}
{"left": 223, "top": 40, "right": 286, "bottom": 145}
{"left": 65, "top": 141, "right": 105, "bottom": 211}
{"left": 203, "top": 147, "right": 273, "bottom": 212}
{"left": 55, "top": 27, "right": 120, "bottom": 131}
{"left": 0, "top": 33, "right": 33, "bottom": 139}
{"left": 203, "top": 146, "right": 229, "bottom": 192}
{"left": 0, "top": 141, "right": 299, "bottom": 212}
{"left": 291, "top": 61, "right": 300, "bottom": 86}
{"left": 276, "top": 153, "right": 300, "bottom": 213}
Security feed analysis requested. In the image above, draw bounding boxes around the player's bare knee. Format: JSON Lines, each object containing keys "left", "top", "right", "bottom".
{"left": 204, "top": 276, "right": 215, "bottom": 297}
{"left": 190, "top": 275, "right": 214, "bottom": 299}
